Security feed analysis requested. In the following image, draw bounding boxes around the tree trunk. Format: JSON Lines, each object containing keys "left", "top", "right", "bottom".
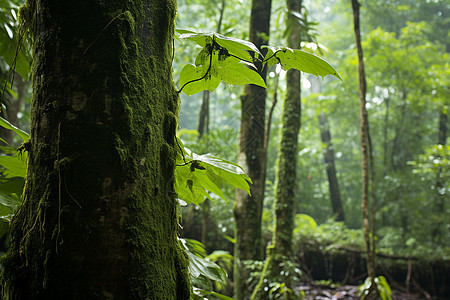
{"left": 438, "top": 109, "right": 447, "bottom": 146}
{"left": 234, "top": 0, "right": 271, "bottom": 298}
{"left": 318, "top": 111, "right": 345, "bottom": 222}
{"left": 1, "top": 1, "right": 191, "bottom": 299}
{"left": 251, "top": 1, "right": 301, "bottom": 299}
{"left": 351, "top": 0, "right": 376, "bottom": 286}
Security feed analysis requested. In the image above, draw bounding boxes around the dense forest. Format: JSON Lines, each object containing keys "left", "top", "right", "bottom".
{"left": 0, "top": 0, "right": 448, "bottom": 299}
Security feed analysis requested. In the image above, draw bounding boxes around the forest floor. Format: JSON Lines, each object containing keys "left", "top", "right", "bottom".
{"left": 298, "top": 284, "right": 447, "bottom": 300}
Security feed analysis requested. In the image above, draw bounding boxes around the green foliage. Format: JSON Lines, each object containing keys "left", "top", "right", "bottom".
{"left": 181, "top": 238, "right": 233, "bottom": 300}
{"left": 358, "top": 276, "right": 392, "bottom": 300}
{"left": 178, "top": 32, "right": 266, "bottom": 96}
{"left": 178, "top": 31, "right": 342, "bottom": 96}
{"left": 175, "top": 137, "right": 252, "bottom": 206}
{"left": 262, "top": 46, "right": 342, "bottom": 80}
{"left": 0, "top": 0, "right": 31, "bottom": 80}
{"left": 0, "top": 116, "right": 29, "bottom": 142}
{"left": 293, "top": 214, "right": 364, "bottom": 250}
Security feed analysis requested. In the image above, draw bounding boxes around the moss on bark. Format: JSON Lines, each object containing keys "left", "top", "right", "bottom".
{"left": 1, "top": 1, "right": 190, "bottom": 299}
{"left": 233, "top": 0, "right": 272, "bottom": 299}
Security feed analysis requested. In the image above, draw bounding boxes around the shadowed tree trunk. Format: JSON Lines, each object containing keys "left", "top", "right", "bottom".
{"left": 250, "top": 1, "right": 301, "bottom": 299}
{"left": 233, "top": 0, "right": 272, "bottom": 298}
{"left": 1, "top": 1, "right": 191, "bottom": 299}
{"left": 318, "top": 111, "right": 345, "bottom": 222}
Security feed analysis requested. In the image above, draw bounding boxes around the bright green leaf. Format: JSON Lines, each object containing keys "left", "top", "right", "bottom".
{"left": 218, "top": 58, "right": 267, "bottom": 88}
{"left": 0, "top": 154, "right": 27, "bottom": 178}
{"left": 0, "top": 116, "right": 30, "bottom": 142}
{"left": 262, "top": 46, "right": 342, "bottom": 80}
{"left": 175, "top": 139, "right": 252, "bottom": 206}
{"left": 179, "top": 64, "right": 221, "bottom": 96}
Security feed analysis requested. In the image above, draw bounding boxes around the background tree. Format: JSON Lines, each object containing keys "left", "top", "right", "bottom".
{"left": 233, "top": 0, "right": 272, "bottom": 298}
{"left": 251, "top": 1, "right": 302, "bottom": 298}
{"left": 351, "top": 0, "right": 377, "bottom": 295}
{"left": 318, "top": 111, "right": 345, "bottom": 222}
{"left": 1, "top": 1, "right": 191, "bottom": 298}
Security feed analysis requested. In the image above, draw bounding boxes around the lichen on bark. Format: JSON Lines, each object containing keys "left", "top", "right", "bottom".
{"left": 1, "top": 1, "right": 190, "bottom": 299}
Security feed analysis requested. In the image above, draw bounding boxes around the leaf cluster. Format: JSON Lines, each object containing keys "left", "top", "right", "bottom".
{"left": 175, "top": 137, "right": 252, "bottom": 206}
{"left": 177, "top": 31, "right": 341, "bottom": 96}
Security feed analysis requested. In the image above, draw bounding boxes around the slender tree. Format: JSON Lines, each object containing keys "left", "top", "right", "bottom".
{"left": 233, "top": 0, "right": 272, "bottom": 298}
{"left": 1, "top": 1, "right": 191, "bottom": 299}
{"left": 351, "top": 0, "right": 376, "bottom": 291}
{"left": 318, "top": 111, "right": 345, "bottom": 222}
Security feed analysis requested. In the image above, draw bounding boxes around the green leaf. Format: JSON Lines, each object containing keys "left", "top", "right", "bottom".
{"left": 175, "top": 138, "right": 252, "bottom": 206}
{"left": 0, "top": 176, "right": 25, "bottom": 195}
{"left": 0, "top": 191, "right": 20, "bottom": 211}
{"left": 213, "top": 33, "right": 261, "bottom": 61}
{"left": 0, "top": 203, "right": 14, "bottom": 222}
{"left": 179, "top": 63, "right": 221, "bottom": 96}
{"left": 179, "top": 32, "right": 262, "bottom": 60}
{"left": 262, "top": 46, "right": 342, "bottom": 80}
{"left": 187, "top": 251, "right": 228, "bottom": 284}
{"left": 193, "top": 287, "right": 235, "bottom": 300}
{"left": 180, "top": 238, "right": 228, "bottom": 284}
{"left": 0, "top": 116, "right": 30, "bottom": 142}
{"left": 178, "top": 32, "right": 266, "bottom": 95}
{"left": 0, "top": 3, "right": 32, "bottom": 80}
{"left": 0, "top": 154, "right": 27, "bottom": 177}
{"left": 218, "top": 58, "right": 267, "bottom": 88}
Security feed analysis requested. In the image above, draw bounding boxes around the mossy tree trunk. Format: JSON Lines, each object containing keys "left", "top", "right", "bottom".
{"left": 318, "top": 111, "right": 345, "bottom": 222}
{"left": 1, "top": 1, "right": 191, "bottom": 299}
{"left": 250, "top": 1, "right": 301, "bottom": 299}
{"left": 233, "top": 0, "right": 272, "bottom": 299}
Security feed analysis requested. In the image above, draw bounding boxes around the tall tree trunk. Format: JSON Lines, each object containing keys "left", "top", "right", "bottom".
{"left": 351, "top": 0, "right": 376, "bottom": 286}
{"left": 250, "top": 1, "right": 301, "bottom": 299}
{"left": 233, "top": 0, "right": 271, "bottom": 298}
{"left": 318, "top": 111, "right": 345, "bottom": 222}
{"left": 197, "top": 90, "right": 210, "bottom": 138}
{"left": 1, "top": 1, "right": 191, "bottom": 299}
{"left": 382, "top": 97, "right": 390, "bottom": 175}
{"left": 433, "top": 109, "right": 447, "bottom": 242}
{"left": 438, "top": 110, "right": 447, "bottom": 146}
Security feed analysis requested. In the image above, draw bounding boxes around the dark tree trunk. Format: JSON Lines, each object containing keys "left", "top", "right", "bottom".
{"left": 250, "top": 1, "right": 301, "bottom": 299}
{"left": 234, "top": 0, "right": 272, "bottom": 298}
{"left": 318, "top": 111, "right": 345, "bottom": 222}
{"left": 1, "top": 1, "right": 191, "bottom": 299}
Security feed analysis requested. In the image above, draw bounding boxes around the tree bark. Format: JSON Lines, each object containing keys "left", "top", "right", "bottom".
{"left": 318, "top": 111, "right": 345, "bottom": 222}
{"left": 1, "top": 1, "right": 191, "bottom": 299}
{"left": 438, "top": 110, "right": 447, "bottom": 146}
{"left": 251, "top": 1, "right": 301, "bottom": 299}
{"left": 233, "top": 0, "right": 271, "bottom": 298}
{"left": 351, "top": 0, "right": 376, "bottom": 285}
